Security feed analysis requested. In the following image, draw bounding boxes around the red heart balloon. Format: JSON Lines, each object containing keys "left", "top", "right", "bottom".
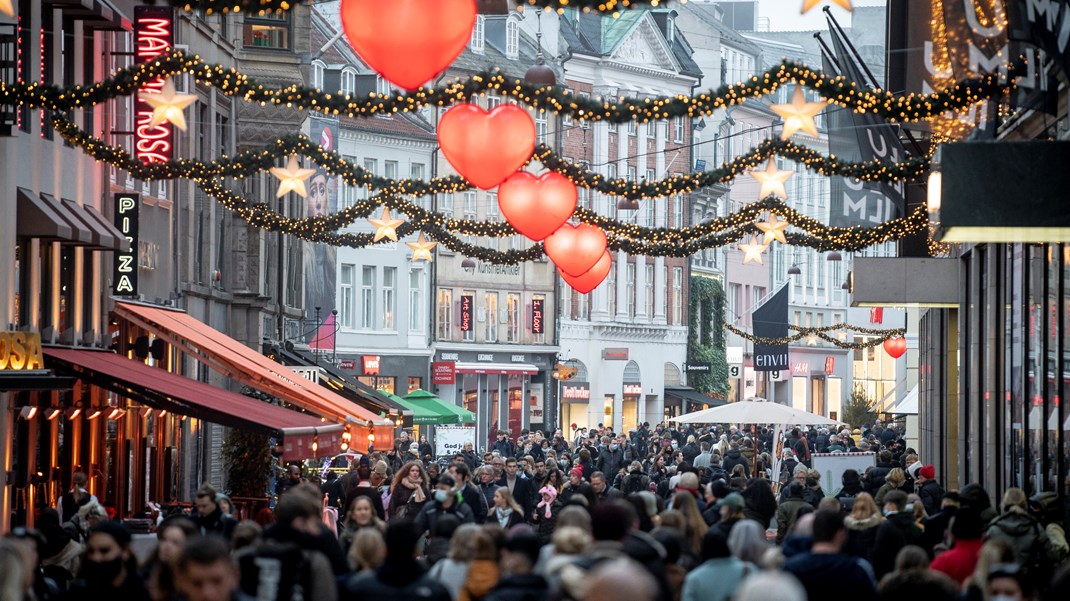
{"left": 544, "top": 223, "right": 608, "bottom": 277}
{"left": 439, "top": 103, "right": 536, "bottom": 189}
{"left": 498, "top": 172, "right": 577, "bottom": 241}
{"left": 883, "top": 336, "right": 907, "bottom": 359}
{"left": 562, "top": 250, "right": 612, "bottom": 294}
{"left": 340, "top": 0, "right": 476, "bottom": 91}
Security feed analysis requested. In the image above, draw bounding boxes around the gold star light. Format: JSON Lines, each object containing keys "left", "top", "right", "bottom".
{"left": 0, "top": 1, "right": 13, "bottom": 17}
{"left": 368, "top": 208, "right": 405, "bottom": 242}
{"left": 749, "top": 159, "right": 794, "bottom": 200}
{"left": 407, "top": 233, "right": 437, "bottom": 262}
{"left": 270, "top": 155, "right": 317, "bottom": 198}
{"left": 739, "top": 236, "right": 768, "bottom": 265}
{"left": 138, "top": 78, "right": 196, "bottom": 131}
{"left": 771, "top": 87, "right": 827, "bottom": 140}
{"left": 801, "top": 0, "right": 853, "bottom": 14}
{"left": 806, "top": 334, "right": 819, "bottom": 346}
{"left": 756, "top": 214, "right": 789, "bottom": 244}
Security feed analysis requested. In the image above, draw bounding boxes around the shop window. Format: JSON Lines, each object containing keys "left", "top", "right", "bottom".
{"left": 408, "top": 377, "right": 422, "bottom": 393}
{"left": 358, "top": 376, "right": 395, "bottom": 395}
{"left": 243, "top": 12, "right": 290, "bottom": 50}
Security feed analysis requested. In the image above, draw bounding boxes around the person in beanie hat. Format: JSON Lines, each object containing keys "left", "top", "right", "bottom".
{"left": 915, "top": 464, "right": 944, "bottom": 517}
{"left": 711, "top": 493, "right": 746, "bottom": 539}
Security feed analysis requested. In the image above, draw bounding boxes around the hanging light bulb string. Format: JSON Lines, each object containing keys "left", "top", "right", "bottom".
{"left": 723, "top": 322, "right": 906, "bottom": 349}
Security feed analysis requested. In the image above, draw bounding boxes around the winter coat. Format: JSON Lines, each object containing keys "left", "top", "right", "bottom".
{"left": 776, "top": 499, "right": 812, "bottom": 544}
{"left": 595, "top": 447, "right": 625, "bottom": 479}
{"left": 458, "top": 559, "right": 501, "bottom": 601}
{"left": 484, "top": 574, "right": 549, "bottom": 601}
{"left": 681, "top": 557, "right": 753, "bottom": 601}
{"left": 986, "top": 508, "right": 1054, "bottom": 575}
{"left": 779, "top": 458, "right": 799, "bottom": 483}
{"left": 427, "top": 559, "right": 470, "bottom": 601}
{"left": 916, "top": 479, "right": 945, "bottom": 517}
{"left": 413, "top": 500, "right": 475, "bottom": 536}
{"left": 681, "top": 443, "right": 701, "bottom": 466}
{"left": 871, "top": 511, "right": 923, "bottom": 579}
{"left": 835, "top": 479, "right": 866, "bottom": 514}
{"left": 343, "top": 559, "right": 450, "bottom": 601}
{"left": 929, "top": 537, "right": 983, "bottom": 585}
{"left": 864, "top": 464, "right": 893, "bottom": 495}
{"left": 620, "top": 472, "right": 651, "bottom": 496}
{"left": 874, "top": 481, "right": 909, "bottom": 507}
{"left": 843, "top": 513, "right": 881, "bottom": 562}
{"left": 721, "top": 450, "right": 749, "bottom": 477}
{"left": 742, "top": 483, "right": 778, "bottom": 530}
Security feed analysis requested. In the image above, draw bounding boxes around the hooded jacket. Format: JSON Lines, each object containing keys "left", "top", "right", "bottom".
{"left": 986, "top": 508, "right": 1052, "bottom": 572}
{"left": 871, "top": 511, "right": 923, "bottom": 579}
{"left": 843, "top": 514, "right": 881, "bottom": 562}
{"left": 721, "top": 450, "right": 749, "bottom": 477}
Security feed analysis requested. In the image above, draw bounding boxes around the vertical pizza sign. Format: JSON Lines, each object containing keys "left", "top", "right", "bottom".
{"left": 134, "top": 7, "right": 174, "bottom": 164}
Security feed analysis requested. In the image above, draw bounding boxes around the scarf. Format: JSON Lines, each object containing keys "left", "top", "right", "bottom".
{"left": 400, "top": 479, "right": 427, "bottom": 503}
{"left": 495, "top": 507, "right": 513, "bottom": 528}
{"left": 536, "top": 486, "right": 557, "bottom": 519}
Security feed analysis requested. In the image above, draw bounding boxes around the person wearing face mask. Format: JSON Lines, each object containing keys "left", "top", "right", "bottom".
{"left": 414, "top": 475, "right": 475, "bottom": 538}
{"left": 870, "top": 490, "right": 923, "bottom": 580}
{"left": 65, "top": 521, "right": 150, "bottom": 601}
{"left": 141, "top": 515, "right": 198, "bottom": 601}
{"left": 595, "top": 439, "right": 625, "bottom": 481}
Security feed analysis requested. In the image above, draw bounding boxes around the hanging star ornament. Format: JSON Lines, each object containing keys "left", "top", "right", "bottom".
{"left": 739, "top": 236, "right": 769, "bottom": 265}
{"left": 270, "top": 155, "right": 317, "bottom": 198}
{"left": 407, "top": 233, "right": 437, "bottom": 262}
{"left": 749, "top": 159, "right": 794, "bottom": 200}
{"left": 368, "top": 208, "right": 405, "bottom": 242}
{"left": 771, "top": 87, "right": 827, "bottom": 140}
{"left": 756, "top": 214, "right": 790, "bottom": 244}
{"left": 800, "top": 0, "right": 853, "bottom": 14}
{"left": 806, "top": 334, "right": 819, "bottom": 346}
{"left": 138, "top": 78, "right": 196, "bottom": 131}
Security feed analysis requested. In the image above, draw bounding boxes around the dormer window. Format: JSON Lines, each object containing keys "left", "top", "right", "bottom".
{"left": 471, "top": 15, "right": 485, "bottom": 54}
{"left": 506, "top": 16, "right": 519, "bottom": 59}
{"left": 667, "top": 16, "right": 675, "bottom": 45}
{"left": 310, "top": 60, "right": 325, "bottom": 90}
{"left": 341, "top": 67, "right": 357, "bottom": 96}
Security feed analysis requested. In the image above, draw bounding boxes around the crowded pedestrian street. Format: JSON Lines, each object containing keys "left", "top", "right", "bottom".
{"left": 0, "top": 1, "right": 1068, "bottom": 600}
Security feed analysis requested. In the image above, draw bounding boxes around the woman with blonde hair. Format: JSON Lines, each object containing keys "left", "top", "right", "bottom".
{"left": 458, "top": 526, "right": 500, "bottom": 601}
{"left": 491, "top": 486, "right": 525, "bottom": 529}
{"left": 844, "top": 492, "right": 882, "bottom": 562}
{"left": 875, "top": 468, "right": 908, "bottom": 506}
{"left": 387, "top": 460, "right": 429, "bottom": 520}
{"left": 428, "top": 524, "right": 484, "bottom": 601}
{"left": 670, "top": 492, "right": 707, "bottom": 555}
{"left": 339, "top": 496, "right": 386, "bottom": 556}
{"left": 348, "top": 527, "right": 386, "bottom": 573}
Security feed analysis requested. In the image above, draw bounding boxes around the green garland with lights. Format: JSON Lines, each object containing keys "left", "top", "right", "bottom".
{"left": 160, "top": 0, "right": 671, "bottom": 15}
{"left": 1, "top": 49, "right": 1010, "bottom": 125}
{"left": 724, "top": 322, "right": 906, "bottom": 350}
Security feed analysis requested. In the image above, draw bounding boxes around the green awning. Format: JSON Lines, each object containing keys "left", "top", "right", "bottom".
{"left": 385, "top": 392, "right": 457, "bottom": 425}
{"left": 403, "top": 389, "right": 476, "bottom": 424}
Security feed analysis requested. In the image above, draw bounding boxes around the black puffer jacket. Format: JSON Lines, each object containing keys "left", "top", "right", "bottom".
{"left": 722, "top": 450, "right": 749, "bottom": 476}
{"left": 342, "top": 559, "right": 451, "bottom": 601}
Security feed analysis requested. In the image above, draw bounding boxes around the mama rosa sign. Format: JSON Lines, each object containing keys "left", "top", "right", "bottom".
{"left": 0, "top": 331, "right": 45, "bottom": 371}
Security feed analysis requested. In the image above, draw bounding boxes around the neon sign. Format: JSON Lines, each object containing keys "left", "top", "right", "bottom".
{"left": 460, "top": 295, "right": 473, "bottom": 332}
{"left": 134, "top": 7, "right": 174, "bottom": 163}
{"left": 531, "top": 297, "right": 544, "bottom": 334}
{"left": 113, "top": 194, "right": 140, "bottom": 296}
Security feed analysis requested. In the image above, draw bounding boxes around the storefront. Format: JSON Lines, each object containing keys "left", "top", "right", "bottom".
{"left": 432, "top": 349, "right": 555, "bottom": 451}
{"left": 560, "top": 380, "right": 591, "bottom": 432}
{"left": 335, "top": 353, "right": 430, "bottom": 398}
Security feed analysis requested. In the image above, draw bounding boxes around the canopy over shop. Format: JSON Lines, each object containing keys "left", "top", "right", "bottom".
{"left": 396, "top": 389, "right": 476, "bottom": 425}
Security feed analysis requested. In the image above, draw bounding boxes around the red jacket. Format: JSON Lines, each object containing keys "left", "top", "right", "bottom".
{"left": 930, "top": 537, "right": 983, "bottom": 585}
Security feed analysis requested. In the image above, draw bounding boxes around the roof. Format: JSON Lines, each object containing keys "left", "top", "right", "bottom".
{"left": 560, "top": 9, "right": 702, "bottom": 80}
{"left": 675, "top": 3, "right": 763, "bottom": 55}
{"left": 340, "top": 111, "right": 436, "bottom": 141}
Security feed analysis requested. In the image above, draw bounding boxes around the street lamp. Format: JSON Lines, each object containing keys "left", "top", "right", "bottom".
{"left": 787, "top": 264, "right": 801, "bottom": 276}
{"left": 461, "top": 257, "right": 476, "bottom": 272}
{"left": 826, "top": 251, "right": 843, "bottom": 262}
{"left": 616, "top": 198, "right": 640, "bottom": 211}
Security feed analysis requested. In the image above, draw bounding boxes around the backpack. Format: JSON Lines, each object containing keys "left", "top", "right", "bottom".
{"left": 622, "top": 473, "right": 649, "bottom": 495}
{"left": 237, "top": 543, "right": 312, "bottom": 601}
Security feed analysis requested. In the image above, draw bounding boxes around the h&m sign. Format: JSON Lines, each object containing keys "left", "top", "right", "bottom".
{"left": 113, "top": 194, "right": 140, "bottom": 296}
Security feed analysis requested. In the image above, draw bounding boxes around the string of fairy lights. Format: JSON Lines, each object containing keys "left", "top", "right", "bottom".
{"left": 724, "top": 322, "right": 907, "bottom": 349}
{"left": 0, "top": 49, "right": 1010, "bottom": 126}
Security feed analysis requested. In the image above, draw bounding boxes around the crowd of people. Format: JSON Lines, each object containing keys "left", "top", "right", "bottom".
{"left": 2, "top": 421, "right": 1069, "bottom": 601}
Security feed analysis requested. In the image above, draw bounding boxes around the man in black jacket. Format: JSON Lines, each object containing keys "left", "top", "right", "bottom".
{"left": 497, "top": 458, "right": 534, "bottom": 519}
{"left": 414, "top": 475, "right": 475, "bottom": 536}
{"left": 485, "top": 532, "right": 549, "bottom": 601}
{"left": 721, "top": 443, "right": 750, "bottom": 476}
{"left": 871, "top": 490, "right": 923, "bottom": 579}
{"left": 447, "top": 463, "right": 486, "bottom": 524}
{"left": 341, "top": 521, "right": 450, "bottom": 601}
{"left": 192, "top": 484, "right": 238, "bottom": 540}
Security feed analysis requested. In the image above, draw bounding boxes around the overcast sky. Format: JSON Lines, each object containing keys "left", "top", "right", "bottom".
{"left": 756, "top": 0, "right": 886, "bottom": 31}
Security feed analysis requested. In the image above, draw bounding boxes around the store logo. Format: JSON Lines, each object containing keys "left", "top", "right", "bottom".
{"left": 134, "top": 7, "right": 174, "bottom": 164}
{"left": 362, "top": 355, "right": 380, "bottom": 375}
{"left": 113, "top": 194, "right": 140, "bottom": 296}
{"left": 531, "top": 298, "right": 544, "bottom": 334}
{"left": 432, "top": 361, "right": 456, "bottom": 385}
{"left": 0, "top": 331, "right": 44, "bottom": 371}
{"left": 825, "top": 356, "right": 835, "bottom": 374}
{"left": 623, "top": 383, "right": 642, "bottom": 396}
{"left": 562, "top": 384, "right": 590, "bottom": 400}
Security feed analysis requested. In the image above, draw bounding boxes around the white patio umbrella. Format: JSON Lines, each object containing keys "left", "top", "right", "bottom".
{"left": 669, "top": 397, "right": 841, "bottom": 426}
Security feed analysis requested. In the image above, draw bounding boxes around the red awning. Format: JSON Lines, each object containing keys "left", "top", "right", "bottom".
{"left": 44, "top": 348, "right": 342, "bottom": 459}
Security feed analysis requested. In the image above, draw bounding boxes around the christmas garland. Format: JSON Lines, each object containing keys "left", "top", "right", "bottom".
{"left": 158, "top": 0, "right": 668, "bottom": 15}
{"left": 723, "top": 322, "right": 906, "bottom": 350}
{"left": 1, "top": 50, "right": 1010, "bottom": 125}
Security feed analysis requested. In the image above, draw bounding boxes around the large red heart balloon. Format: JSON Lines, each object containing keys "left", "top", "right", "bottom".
{"left": 439, "top": 103, "right": 536, "bottom": 189}
{"left": 562, "top": 250, "right": 612, "bottom": 294}
{"left": 883, "top": 336, "right": 907, "bottom": 359}
{"left": 544, "top": 223, "right": 608, "bottom": 277}
{"left": 498, "top": 172, "right": 577, "bottom": 241}
{"left": 340, "top": 0, "right": 476, "bottom": 91}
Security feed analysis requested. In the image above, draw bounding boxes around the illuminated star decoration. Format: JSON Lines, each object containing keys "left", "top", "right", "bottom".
{"left": 837, "top": 330, "right": 849, "bottom": 342}
{"left": 771, "top": 87, "right": 827, "bottom": 140}
{"left": 407, "top": 232, "right": 437, "bottom": 262}
{"left": 368, "top": 208, "right": 405, "bottom": 242}
{"left": 138, "top": 78, "right": 197, "bottom": 131}
{"left": 756, "top": 214, "right": 789, "bottom": 245}
{"left": 806, "top": 334, "right": 819, "bottom": 346}
{"left": 749, "top": 158, "right": 794, "bottom": 200}
{"left": 739, "top": 236, "right": 769, "bottom": 265}
{"left": 0, "top": 1, "right": 12, "bottom": 17}
{"left": 270, "top": 155, "right": 317, "bottom": 198}
{"left": 800, "top": 0, "right": 853, "bottom": 14}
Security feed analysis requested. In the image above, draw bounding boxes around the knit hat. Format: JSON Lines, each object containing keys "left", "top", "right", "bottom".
{"left": 90, "top": 520, "right": 132, "bottom": 547}
{"left": 715, "top": 492, "right": 745, "bottom": 511}
{"left": 569, "top": 466, "right": 584, "bottom": 479}
{"left": 919, "top": 464, "right": 935, "bottom": 480}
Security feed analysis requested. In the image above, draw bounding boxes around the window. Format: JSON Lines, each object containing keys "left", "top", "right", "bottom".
{"left": 384, "top": 161, "right": 399, "bottom": 180}
{"left": 407, "top": 377, "right": 422, "bottom": 394}
{"left": 535, "top": 111, "right": 547, "bottom": 141}
{"left": 409, "top": 270, "right": 421, "bottom": 332}
{"left": 579, "top": 92, "right": 591, "bottom": 129}
{"left": 506, "top": 293, "right": 521, "bottom": 342}
{"left": 645, "top": 198, "right": 655, "bottom": 227}
{"left": 470, "top": 15, "right": 485, "bottom": 53}
{"left": 506, "top": 17, "right": 520, "bottom": 58}
{"left": 672, "top": 267, "right": 683, "bottom": 325}
{"left": 441, "top": 193, "right": 454, "bottom": 215}
{"left": 627, "top": 263, "right": 636, "bottom": 318}
{"left": 673, "top": 116, "right": 684, "bottom": 143}
{"left": 361, "top": 267, "right": 376, "bottom": 328}
{"left": 382, "top": 267, "right": 396, "bottom": 330}
{"left": 340, "top": 264, "right": 355, "bottom": 328}
{"left": 341, "top": 68, "right": 357, "bottom": 96}
{"left": 673, "top": 192, "right": 684, "bottom": 227}
{"left": 627, "top": 119, "right": 637, "bottom": 135}
{"left": 243, "top": 12, "right": 290, "bottom": 49}
{"left": 436, "top": 288, "right": 452, "bottom": 340}
{"left": 310, "top": 60, "right": 325, "bottom": 89}
{"left": 464, "top": 191, "right": 477, "bottom": 219}
{"left": 484, "top": 292, "right": 498, "bottom": 342}
{"left": 363, "top": 158, "right": 378, "bottom": 176}
{"left": 645, "top": 264, "right": 655, "bottom": 318}
{"left": 376, "top": 76, "right": 391, "bottom": 96}
{"left": 667, "top": 17, "right": 676, "bottom": 45}
{"left": 487, "top": 93, "right": 501, "bottom": 110}
{"left": 607, "top": 265, "right": 617, "bottom": 317}
{"left": 609, "top": 119, "right": 618, "bottom": 134}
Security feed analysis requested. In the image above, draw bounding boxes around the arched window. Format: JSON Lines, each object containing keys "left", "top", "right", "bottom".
{"left": 310, "top": 60, "right": 325, "bottom": 90}
{"left": 624, "top": 360, "right": 641, "bottom": 383}
{"left": 506, "top": 16, "right": 519, "bottom": 59}
{"left": 340, "top": 67, "right": 357, "bottom": 96}
{"left": 664, "top": 362, "right": 682, "bottom": 386}
{"left": 470, "top": 15, "right": 485, "bottom": 53}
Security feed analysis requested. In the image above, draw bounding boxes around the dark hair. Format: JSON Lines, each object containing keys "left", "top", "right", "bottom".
{"left": 811, "top": 509, "right": 845, "bottom": 544}
{"left": 437, "top": 475, "right": 456, "bottom": 488}
{"left": 175, "top": 535, "right": 231, "bottom": 572}
{"left": 591, "top": 471, "right": 606, "bottom": 482}
{"left": 275, "top": 489, "right": 320, "bottom": 525}
{"left": 786, "top": 481, "right": 805, "bottom": 499}
{"left": 591, "top": 501, "right": 635, "bottom": 542}
{"left": 842, "top": 469, "right": 861, "bottom": 487}
{"left": 950, "top": 509, "right": 984, "bottom": 540}
{"left": 195, "top": 483, "right": 217, "bottom": 501}
{"left": 450, "top": 462, "right": 470, "bottom": 480}
{"left": 356, "top": 464, "right": 371, "bottom": 481}
{"left": 700, "top": 529, "right": 731, "bottom": 560}
{"left": 879, "top": 450, "right": 893, "bottom": 464}
{"left": 433, "top": 514, "right": 461, "bottom": 538}
{"left": 885, "top": 490, "right": 909, "bottom": 510}
{"left": 157, "top": 515, "right": 198, "bottom": 541}
{"left": 651, "top": 527, "right": 685, "bottom": 564}
{"left": 384, "top": 521, "right": 422, "bottom": 561}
